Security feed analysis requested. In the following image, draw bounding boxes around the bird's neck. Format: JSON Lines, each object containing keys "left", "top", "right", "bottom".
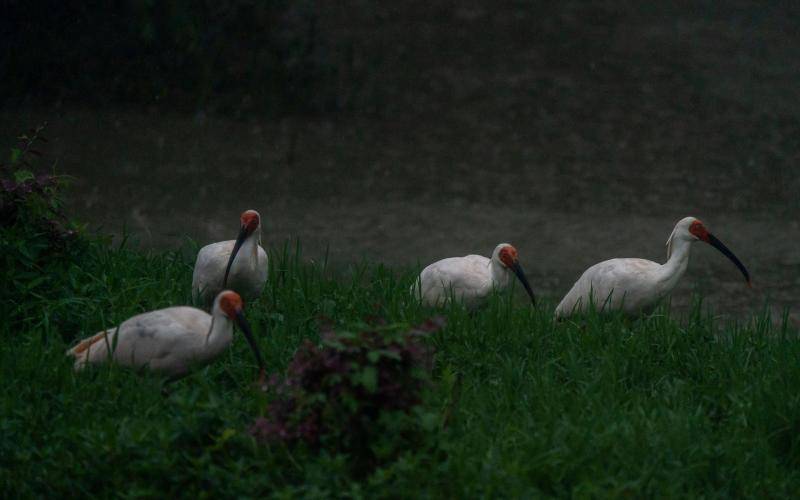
{"left": 657, "top": 237, "right": 693, "bottom": 290}
{"left": 205, "top": 314, "right": 234, "bottom": 352}
{"left": 490, "top": 259, "right": 511, "bottom": 288}
{"left": 240, "top": 231, "right": 260, "bottom": 267}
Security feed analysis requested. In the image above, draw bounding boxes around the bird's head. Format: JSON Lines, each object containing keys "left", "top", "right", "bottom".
{"left": 668, "top": 216, "right": 707, "bottom": 243}
{"left": 665, "top": 216, "right": 704, "bottom": 248}
{"left": 493, "top": 243, "right": 536, "bottom": 306}
{"left": 688, "top": 218, "right": 710, "bottom": 242}
{"left": 497, "top": 244, "right": 519, "bottom": 268}
{"left": 223, "top": 209, "right": 262, "bottom": 287}
{"left": 214, "top": 290, "right": 266, "bottom": 374}
{"left": 666, "top": 216, "right": 751, "bottom": 287}
{"left": 240, "top": 210, "right": 261, "bottom": 235}
{"left": 217, "top": 290, "right": 244, "bottom": 319}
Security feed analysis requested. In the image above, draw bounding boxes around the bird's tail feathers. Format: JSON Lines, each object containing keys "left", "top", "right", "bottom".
{"left": 66, "top": 330, "right": 110, "bottom": 369}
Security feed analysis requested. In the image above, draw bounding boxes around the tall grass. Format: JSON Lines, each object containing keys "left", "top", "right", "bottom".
{"left": 1, "top": 237, "right": 799, "bottom": 497}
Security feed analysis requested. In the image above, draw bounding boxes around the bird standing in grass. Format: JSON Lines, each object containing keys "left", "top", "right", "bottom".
{"left": 67, "top": 290, "right": 266, "bottom": 381}
{"left": 413, "top": 243, "right": 537, "bottom": 309}
{"left": 192, "top": 209, "right": 268, "bottom": 307}
{"left": 555, "top": 216, "right": 751, "bottom": 318}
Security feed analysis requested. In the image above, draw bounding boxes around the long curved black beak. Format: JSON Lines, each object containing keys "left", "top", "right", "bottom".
{"left": 223, "top": 226, "right": 248, "bottom": 287}
{"left": 510, "top": 261, "right": 537, "bottom": 306}
{"left": 235, "top": 310, "right": 266, "bottom": 374}
{"left": 706, "top": 232, "right": 751, "bottom": 287}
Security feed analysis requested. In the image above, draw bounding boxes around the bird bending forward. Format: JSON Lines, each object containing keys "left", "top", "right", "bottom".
{"left": 413, "top": 243, "right": 536, "bottom": 309}
{"left": 555, "top": 217, "right": 750, "bottom": 318}
{"left": 67, "top": 290, "right": 266, "bottom": 379}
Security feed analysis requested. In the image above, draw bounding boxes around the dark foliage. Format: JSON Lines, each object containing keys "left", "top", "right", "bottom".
{"left": 251, "top": 316, "right": 444, "bottom": 472}
{"left": 0, "top": 124, "right": 74, "bottom": 243}
{"left": 0, "top": 125, "right": 92, "bottom": 331}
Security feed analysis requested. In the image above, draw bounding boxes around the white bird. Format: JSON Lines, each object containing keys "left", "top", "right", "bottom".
{"left": 66, "top": 290, "right": 266, "bottom": 381}
{"left": 413, "top": 243, "right": 536, "bottom": 309}
{"left": 555, "top": 216, "right": 751, "bottom": 318}
{"left": 192, "top": 209, "right": 268, "bottom": 307}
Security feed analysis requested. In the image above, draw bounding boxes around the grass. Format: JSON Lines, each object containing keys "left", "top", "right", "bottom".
{"left": 2, "top": 236, "right": 800, "bottom": 498}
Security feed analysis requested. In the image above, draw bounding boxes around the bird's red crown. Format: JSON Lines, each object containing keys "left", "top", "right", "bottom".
{"left": 689, "top": 220, "right": 709, "bottom": 242}
{"left": 241, "top": 210, "right": 260, "bottom": 233}
{"left": 498, "top": 245, "right": 518, "bottom": 267}
{"left": 219, "top": 291, "right": 244, "bottom": 318}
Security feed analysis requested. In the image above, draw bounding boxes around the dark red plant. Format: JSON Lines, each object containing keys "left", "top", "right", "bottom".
{"left": 251, "top": 316, "right": 444, "bottom": 468}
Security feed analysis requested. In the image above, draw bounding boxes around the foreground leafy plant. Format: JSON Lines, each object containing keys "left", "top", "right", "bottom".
{"left": 251, "top": 316, "right": 444, "bottom": 474}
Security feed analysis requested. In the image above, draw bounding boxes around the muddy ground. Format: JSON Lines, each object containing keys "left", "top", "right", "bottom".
{"left": 2, "top": 1, "right": 798, "bottom": 320}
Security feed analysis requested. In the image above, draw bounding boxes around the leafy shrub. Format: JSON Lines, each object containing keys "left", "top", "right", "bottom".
{"left": 0, "top": 125, "right": 196, "bottom": 340}
{"left": 0, "top": 124, "right": 83, "bottom": 266}
{"left": 251, "top": 316, "right": 444, "bottom": 474}
{"left": 0, "top": 124, "right": 75, "bottom": 242}
{"left": 0, "top": 125, "right": 89, "bottom": 330}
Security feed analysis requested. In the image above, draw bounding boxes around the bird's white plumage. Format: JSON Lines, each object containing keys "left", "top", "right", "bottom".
{"left": 413, "top": 244, "right": 516, "bottom": 309}
{"left": 554, "top": 258, "right": 670, "bottom": 317}
{"left": 555, "top": 217, "right": 711, "bottom": 317}
{"left": 192, "top": 211, "right": 268, "bottom": 306}
{"left": 67, "top": 293, "right": 237, "bottom": 377}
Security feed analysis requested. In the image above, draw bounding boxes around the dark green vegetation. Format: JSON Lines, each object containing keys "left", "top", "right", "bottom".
{"left": 1, "top": 130, "right": 799, "bottom": 497}
{"left": 2, "top": 222, "right": 800, "bottom": 496}
{"left": 1, "top": 118, "right": 799, "bottom": 497}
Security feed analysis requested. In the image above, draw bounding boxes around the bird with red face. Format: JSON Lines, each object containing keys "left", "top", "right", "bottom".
{"left": 555, "top": 216, "right": 751, "bottom": 318}
{"left": 192, "top": 209, "right": 268, "bottom": 307}
{"left": 66, "top": 290, "right": 266, "bottom": 381}
{"left": 413, "top": 243, "right": 537, "bottom": 309}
